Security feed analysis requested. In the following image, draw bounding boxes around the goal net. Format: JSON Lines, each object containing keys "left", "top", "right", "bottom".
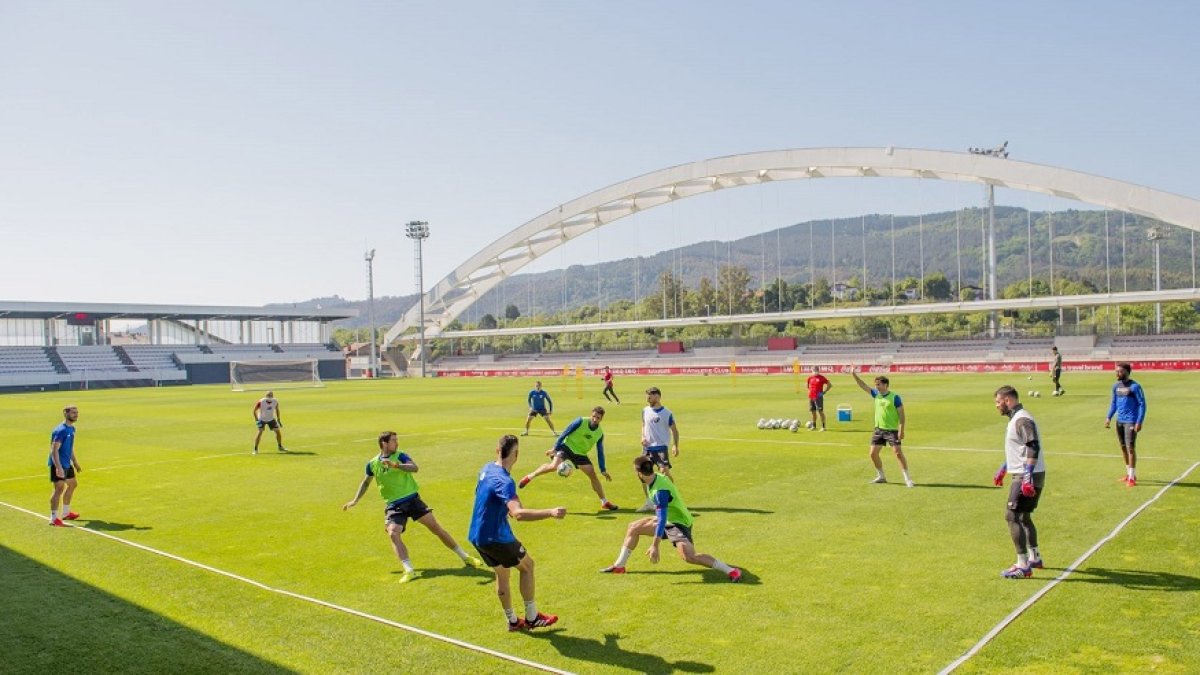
{"left": 230, "top": 360, "right": 323, "bottom": 391}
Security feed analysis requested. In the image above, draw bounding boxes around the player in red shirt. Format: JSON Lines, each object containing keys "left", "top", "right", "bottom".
{"left": 601, "top": 366, "right": 620, "bottom": 404}
{"left": 806, "top": 366, "right": 833, "bottom": 431}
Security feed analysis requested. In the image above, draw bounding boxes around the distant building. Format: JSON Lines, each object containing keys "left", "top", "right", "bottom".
{"left": 832, "top": 283, "right": 860, "bottom": 301}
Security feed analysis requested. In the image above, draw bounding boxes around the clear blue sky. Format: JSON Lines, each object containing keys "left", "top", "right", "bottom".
{"left": 2, "top": 1, "right": 1197, "bottom": 306}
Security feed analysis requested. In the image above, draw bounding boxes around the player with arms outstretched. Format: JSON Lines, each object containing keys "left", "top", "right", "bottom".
{"left": 518, "top": 407, "right": 619, "bottom": 511}
{"left": 851, "top": 369, "right": 913, "bottom": 487}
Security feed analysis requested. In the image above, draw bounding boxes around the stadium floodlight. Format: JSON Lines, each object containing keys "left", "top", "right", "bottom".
{"left": 968, "top": 141, "right": 1011, "bottom": 337}
{"left": 1147, "top": 227, "right": 1166, "bottom": 333}
{"left": 405, "top": 221, "right": 431, "bottom": 378}
{"left": 365, "top": 248, "right": 378, "bottom": 378}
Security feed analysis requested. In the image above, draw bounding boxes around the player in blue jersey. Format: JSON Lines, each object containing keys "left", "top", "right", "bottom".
{"left": 1104, "top": 362, "right": 1147, "bottom": 486}
{"left": 470, "top": 434, "right": 566, "bottom": 632}
{"left": 600, "top": 455, "right": 741, "bottom": 582}
{"left": 48, "top": 405, "right": 82, "bottom": 527}
{"left": 521, "top": 380, "right": 556, "bottom": 436}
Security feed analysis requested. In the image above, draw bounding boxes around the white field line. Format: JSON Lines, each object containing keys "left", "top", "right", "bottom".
{"left": 0, "top": 500, "right": 573, "bottom": 675}
{"left": 938, "top": 460, "right": 1200, "bottom": 674}
{"left": 0, "top": 431, "right": 471, "bottom": 485}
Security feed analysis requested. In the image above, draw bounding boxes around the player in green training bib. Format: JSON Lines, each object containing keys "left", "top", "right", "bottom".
{"left": 851, "top": 368, "right": 914, "bottom": 487}
{"left": 343, "top": 430, "right": 487, "bottom": 583}
{"left": 598, "top": 456, "right": 742, "bottom": 582}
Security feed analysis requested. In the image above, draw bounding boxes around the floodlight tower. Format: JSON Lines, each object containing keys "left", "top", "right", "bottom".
{"left": 405, "top": 220, "right": 431, "bottom": 377}
{"left": 968, "top": 141, "right": 1009, "bottom": 336}
{"left": 1147, "top": 227, "right": 1165, "bottom": 334}
{"left": 364, "top": 248, "right": 378, "bottom": 378}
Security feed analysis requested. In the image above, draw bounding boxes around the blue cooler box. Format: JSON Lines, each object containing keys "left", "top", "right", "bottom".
{"left": 837, "top": 405, "right": 852, "bottom": 422}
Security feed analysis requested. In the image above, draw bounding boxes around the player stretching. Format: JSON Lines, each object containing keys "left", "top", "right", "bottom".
{"left": 343, "top": 431, "right": 488, "bottom": 583}
{"left": 1104, "top": 362, "right": 1147, "bottom": 486}
{"left": 992, "top": 386, "right": 1046, "bottom": 578}
{"left": 806, "top": 366, "right": 833, "bottom": 431}
{"left": 48, "top": 405, "right": 82, "bottom": 527}
{"left": 851, "top": 369, "right": 913, "bottom": 487}
{"left": 469, "top": 435, "right": 564, "bottom": 631}
{"left": 521, "top": 381, "right": 556, "bottom": 436}
{"left": 518, "top": 407, "right": 619, "bottom": 511}
{"left": 601, "top": 366, "right": 620, "bottom": 404}
{"left": 252, "top": 390, "right": 287, "bottom": 454}
{"left": 600, "top": 456, "right": 741, "bottom": 582}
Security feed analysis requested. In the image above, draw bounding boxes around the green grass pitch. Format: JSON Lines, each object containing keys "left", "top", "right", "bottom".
{"left": 2, "top": 372, "right": 1198, "bottom": 673}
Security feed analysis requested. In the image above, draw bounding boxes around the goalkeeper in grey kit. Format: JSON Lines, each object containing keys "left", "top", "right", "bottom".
{"left": 991, "top": 386, "right": 1045, "bottom": 579}
{"left": 253, "top": 391, "right": 287, "bottom": 454}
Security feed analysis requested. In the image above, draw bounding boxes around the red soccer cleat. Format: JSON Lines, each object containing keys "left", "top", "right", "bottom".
{"left": 600, "top": 501, "right": 619, "bottom": 511}
{"left": 526, "top": 612, "right": 558, "bottom": 629}
{"left": 599, "top": 565, "right": 626, "bottom": 574}
{"left": 63, "top": 512, "right": 80, "bottom": 520}
{"left": 49, "top": 518, "right": 65, "bottom": 527}
{"left": 1126, "top": 477, "right": 1137, "bottom": 487}
{"left": 1118, "top": 476, "right": 1131, "bottom": 484}
{"left": 507, "top": 618, "right": 527, "bottom": 632}
{"left": 728, "top": 568, "right": 743, "bottom": 583}
{"left": 518, "top": 476, "right": 531, "bottom": 489}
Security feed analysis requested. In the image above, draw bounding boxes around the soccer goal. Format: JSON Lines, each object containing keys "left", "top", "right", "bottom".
{"left": 230, "top": 360, "right": 324, "bottom": 391}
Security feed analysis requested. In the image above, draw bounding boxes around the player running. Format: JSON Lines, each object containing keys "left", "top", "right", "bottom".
{"left": 601, "top": 366, "right": 620, "bottom": 404}
{"left": 806, "top": 366, "right": 833, "bottom": 431}
{"left": 252, "top": 390, "right": 287, "bottom": 454}
{"left": 992, "top": 386, "right": 1046, "bottom": 578}
{"left": 343, "top": 431, "right": 488, "bottom": 583}
{"left": 518, "top": 407, "right": 619, "bottom": 511}
{"left": 851, "top": 368, "right": 914, "bottom": 487}
{"left": 1104, "top": 362, "right": 1147, "bottom": 486}
{"left": 600, "top": 456, "right": 742, "bottom": 582}
{"left": 469, "top": 434, "right": 565, "bottom": 632}
{"left": 48, "top": 405, "right": 82, "bottom": 527}
{"left": 521, "top": 381, "right": 556, "bottom": 436}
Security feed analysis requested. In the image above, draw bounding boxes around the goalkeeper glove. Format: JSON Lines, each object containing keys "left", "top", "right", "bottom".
{"left": 1020, "top": 475, "right": 1037, "bottom": 498}
{"left": 993, "top": 465, "right": 1007, "bottom": 487}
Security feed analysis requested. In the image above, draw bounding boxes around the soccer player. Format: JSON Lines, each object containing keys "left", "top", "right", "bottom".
{"left": 48, "top": 405, "right": 82, "bottom": 527}
{"left": 600, "top": 455, "right": 741, "bottom": 582}
{"left": 521, "top": 380, "right": 556, "bottom": 436}
{"left": 991, "top": 386, "right": 1046, "bottom": 578}
{"left": 1104, "top": 362, "right": 1147, "bottom": 486}
{"left": 469, "top": 434, "right": 565, "bottom": 631}
{"left": 518, "top": 406, "right": 619, "bottom": 511}
{"left": 637, "top": 386, "right": 680, "bottom": 512}
{"left": 342, "top": 431, "right": 488, "bottom": 583}
{"left": 601, "top": 366, "right": 620, "bottom": 404}
{"left": 806, "top": 365, "right": 833, "bottom": 431}
{"left": 252, "top": 390, "right": 286, "bottom": 454}
{"left": 851, "top": 368, "right": 913, "bottom": 487}
{"left": 1050, "top": 346, "right": 1064, "bottom": 395}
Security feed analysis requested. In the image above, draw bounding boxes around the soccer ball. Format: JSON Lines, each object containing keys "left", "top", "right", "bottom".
{"left": 1051, "top": 391, "right": 1060, "bottom": 397}
{"left": 757, "top": 418, "right": 767, "bottom": 429}
{"left": 1033, "top": 391, "right": 1041, "bottom": 398}
{"left": 790, "top": 422, "right": 799, "bottom": 433}
{"left": 1028, "top": 390, "right": 1034, "bottom": 396}
{"left": 1027, "top": 375, "right": 1032, "bottom": 380}
{"left": 805, "top": 420, "right": 815, "bottom": 429}
{"left": 557, "top": 460, "right": 575, "bottom": 478}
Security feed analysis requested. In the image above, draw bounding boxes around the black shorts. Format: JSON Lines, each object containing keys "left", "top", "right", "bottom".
{"left": 1052, "top": 368, "right": 1062, "bottom": 380}
{"left": 257, "top": 419, "right": 280, "bottom": 430}
{"left": 473, "top": 540, "right": 526, "bottom": 568}
{"left": 664, "top": 523, "right": 693, "bottom": 547}
{"left": 554, "top": 447, "right": 592, "bottom": 467}
{"left": 644, "top": 447, "right": 672, "bottom": 470}
{"left": 384, "top": 495, "right": 432, "bottom": 531}
{"left": 870, "top": 428, "right": 902, "bottom": 447}
{"left": 49, "top": 465, "right": 76, "bottom": 483}
{"left": 1115, "top": 423, "right": 1138, "bottom": 450}
{"left": 1006, "top": 472, "right": 1045, "bottom": 513}
{"left": 527, "top": 409, "right": 550, "bottom": 419}
{"left": 809, "top": 397, "right": 825, "bottom": 413}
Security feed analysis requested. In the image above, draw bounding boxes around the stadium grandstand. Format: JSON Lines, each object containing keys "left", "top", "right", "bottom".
{"left": 0, "top": 301, "right": 354, "bottom": 393}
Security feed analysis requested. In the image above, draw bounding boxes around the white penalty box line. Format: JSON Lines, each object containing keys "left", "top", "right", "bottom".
{"left": 0, "top": 501, "right": 573, "bottom": 675}
{"left": 938, "top": 460, "right": 1200, "bottom": 674}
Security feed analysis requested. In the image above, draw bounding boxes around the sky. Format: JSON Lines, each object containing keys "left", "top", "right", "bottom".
{"left": 2, "top": 1, "right": 1198, "bottom": 307}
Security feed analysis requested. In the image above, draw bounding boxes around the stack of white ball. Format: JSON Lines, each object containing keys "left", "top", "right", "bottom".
{"left": 757, "top": 418, "right": 807, "bottom": 433}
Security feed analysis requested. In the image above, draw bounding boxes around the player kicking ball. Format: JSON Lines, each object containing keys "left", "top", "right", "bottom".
{"left": 600, "top": 456, "right": 741, "bottom": 582}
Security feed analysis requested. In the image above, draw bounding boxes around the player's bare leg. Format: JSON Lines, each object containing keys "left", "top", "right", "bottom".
{"left": 893, "top": 445, "right": 914, "bottom": 487}
{"left": 818, "top": 410, "right": 827, "bottom": 430}
{"left": 253, "top": 427, "right": 265, "bottom": 453}
{"left": 601, "top": 517, "right": 655, "bottom": 571}
{"left": 579, "top": 464, "right": 610, "bottom": 503}
{"left": 868, "top": 444, "right": 887, "bottom": 483}
{"left": 543, "top": 415, "right": 557, "bottom": 435}
{"left": 415, "top": 512, "right": 486, "bottom": 568}
{"left": 519, "top": 454, "right": 564, "bottom": 487}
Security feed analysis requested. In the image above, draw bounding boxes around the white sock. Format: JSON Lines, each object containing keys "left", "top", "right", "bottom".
{"left": 1028, "top": 547, "right": 1041, "bottom": 561}
{"left": 876, "top": 468, "right": 886, "bottom": 479}
{"left": 63, "top": 504, "right": 71, "bottom": 514}
{"left": 615, "top": 548, "right": 632, "bottom": 567}
{"left": 712, "top": 559, "right": 733, "bottom": 574}
{"left": 1127, "top": 467, "right": 1136, "bottom": 478}
{"left": 504, "top": 607, "right": 518, "bottom": 623}
{"left": 401, "top": 559, "right": 414, "bottom": 573}
{"left": 50, "top": 510, "right": 58, "bottom": 520}
{"left": 524, "top": 600, "right": 538, "bottom": 621}
{"left": 901, "top": 471, "right": 912, "bottom": 482}
{"left": 452, "top": 546, "right": 469, "bottom": 561}
{"left": 1016, "top": 554, "right": 1029, "bottom": 568}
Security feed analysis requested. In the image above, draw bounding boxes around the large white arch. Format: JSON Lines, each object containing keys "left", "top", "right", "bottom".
{"left": 385, "top": 146, "right": 1200, "bottom": 349}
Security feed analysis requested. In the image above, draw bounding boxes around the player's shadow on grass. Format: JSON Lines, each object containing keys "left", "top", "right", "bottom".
{"left": 566, "top": 511, "right": 621, "bottom": 520}
{"left": 1059, "top": 567, "right": 1200, "bottom": 591}
{"left": 689, "top": 506, "right": 773, "bottom": 515}
{"left": 524, "top": 629, "right": 715, "bottom": 674}
{"left": 81, "top": 520, "right": 152, "bottom": 532}
{"left": 626, "top": 568, "right": 761, "bottom": 586}
{"left": 274, "top": 451, "right": 318, "bottom": 456}
{"left": 910, "top": 482, "right": 995, "bottom": 490}
{"left": 391, "top": 568, "right": 494, "bottom": 585}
